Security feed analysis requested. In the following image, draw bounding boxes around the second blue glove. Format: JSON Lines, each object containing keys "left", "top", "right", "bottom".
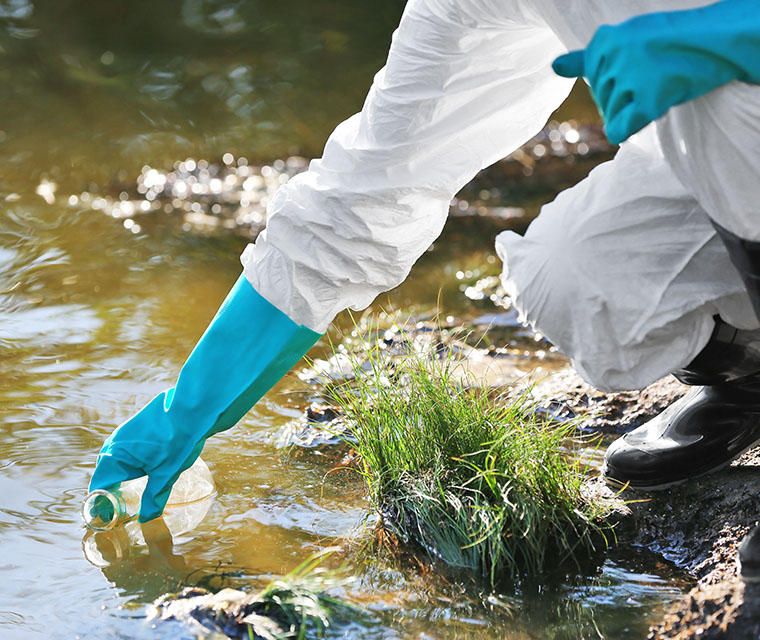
{"left": 553, "top": 0, "right": 760, "bottom": 144}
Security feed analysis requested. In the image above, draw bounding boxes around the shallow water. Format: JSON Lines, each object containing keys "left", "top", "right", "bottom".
{"left": 0, "top": 2, "right": 687, "bottom": 638}
{"left": 0, "top": 198, "right": 691, "bottom": 640}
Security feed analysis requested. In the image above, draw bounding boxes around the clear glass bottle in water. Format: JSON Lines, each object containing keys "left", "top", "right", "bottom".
{"left": 81, "top": 457, "right": 216, "bottom": 530}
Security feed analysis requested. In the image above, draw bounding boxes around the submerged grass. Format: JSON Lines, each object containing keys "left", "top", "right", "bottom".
{"left": 152, "top": 549, "right": 358, "bottom": 640}
{"left": 245, "top": 551, "right": 357, "bottom": 640}
{"left": 322, "top": 319, "right": 612, "bottom": 586}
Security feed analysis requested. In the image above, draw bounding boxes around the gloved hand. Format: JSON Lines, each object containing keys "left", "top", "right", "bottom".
{"left": 552, "top": 0, "right": 760, "bottom": 144}
{"left": 89, "top": 274, "right": 321, "bottom": 522}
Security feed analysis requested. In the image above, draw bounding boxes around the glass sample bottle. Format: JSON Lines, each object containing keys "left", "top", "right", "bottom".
{"left": 81, "top": 457, "right": 216, "bottom": 530}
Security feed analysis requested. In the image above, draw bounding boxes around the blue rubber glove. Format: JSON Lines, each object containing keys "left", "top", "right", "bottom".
{"left": 89, "top": 274, "right": 321, "bottom": 522}
{"left": 553, "top": 0, "right": 760, "bottom": 144}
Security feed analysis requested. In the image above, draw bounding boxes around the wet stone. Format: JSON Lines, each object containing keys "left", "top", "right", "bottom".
{"left": 530, "top": 369, "right": 689, "bottom": 433}
{"left": 272, "top": 403, "right": 353, "bottom": 449}
{"left": 149, "top": 587, "right": 290, "bottom": 639}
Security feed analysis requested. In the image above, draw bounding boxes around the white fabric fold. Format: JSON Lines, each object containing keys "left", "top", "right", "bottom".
{"left": 243, "top": 0, "right": 572, "bottom": 332}
{"left": 242, "top": 0, "right": 760, "bottom": 391}
{"left": 496, "top": 126, "right": 757, "bottom": 391}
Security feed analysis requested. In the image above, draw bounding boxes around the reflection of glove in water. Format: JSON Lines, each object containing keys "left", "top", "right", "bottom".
{"left": 89, "top": 274, "right": 321, "bottom": 522}
{"left": 552, "top": 0, "right": 760, "bottom": 144}
{"left": 85, "top": 520, "right": 190, "bottom": 597}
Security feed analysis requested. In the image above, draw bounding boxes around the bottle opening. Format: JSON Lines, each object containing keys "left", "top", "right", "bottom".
{"left": 82, "top": 489, "right": 127, "bottom": 530}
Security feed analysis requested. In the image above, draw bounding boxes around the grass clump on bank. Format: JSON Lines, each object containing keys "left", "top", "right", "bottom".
{"left": 323, "top": 322, "right": 612, "bottom": 586}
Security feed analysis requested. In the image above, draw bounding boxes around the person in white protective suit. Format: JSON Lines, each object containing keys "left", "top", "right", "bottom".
{"left": 89, "top": 0, "right": 760, "bottom": 523}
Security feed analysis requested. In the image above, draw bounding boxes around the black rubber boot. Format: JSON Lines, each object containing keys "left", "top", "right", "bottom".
{"left": 603, "top": 219, "right": 760, "bottom": 491}
{"left": 738, "top": 523, "right": 760, "bottom": 583}
{"left": 602, "top": 319, "right": 760, "bottom": 490}
{"left": 712, "top": 220, "right": 760, "bottom": 323}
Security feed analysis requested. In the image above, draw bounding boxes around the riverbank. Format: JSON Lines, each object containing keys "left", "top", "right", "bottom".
{"left": 154, "top": 323, "right": 760, "bottom": 638}
{"left": 304, "top": 320, "right": 760, "bottom": 638}
{"left": 300, "top": 328, "right": 760, "bottom": 638}
{"left": 543, "top": 371, "right": 760, "bottom": 638}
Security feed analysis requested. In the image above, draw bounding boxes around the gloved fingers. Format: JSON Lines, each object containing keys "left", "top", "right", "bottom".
{"left": 583, "top": 23, "right": 618, "bottom": 80}
{"left": 137, "top": 444, "right": 205, "bottom": 522}
{"left": 603, "top": 86, "right": 636, "bottom": 124}
{"left": 592, "top": 75, "right": 617, "bottom": 118}
{"left": 552, "top": 50, "right": 585, "bottom": 78}
{"left": 605, "top": 103, "right": 651, "bottom": 145}
{"left": 138, "top": 471, "right": 178, "bottom": 522}
{"left": 89, "top": 451, "right": 146, "bottom": 492}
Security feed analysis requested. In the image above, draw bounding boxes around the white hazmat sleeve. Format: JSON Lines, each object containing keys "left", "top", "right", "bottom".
{"left": 242, "top": 0, "right": 573, "bottom": 332}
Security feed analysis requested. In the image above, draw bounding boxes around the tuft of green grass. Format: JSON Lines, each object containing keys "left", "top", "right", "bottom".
{"left": 244, "top": 551, "right": 357, "bottom": 640}
{"left": 321, "top": 319, "right": 612, "bottom": 586}
{"left": 152, "top": 549, "right": 358, "bottom": 640}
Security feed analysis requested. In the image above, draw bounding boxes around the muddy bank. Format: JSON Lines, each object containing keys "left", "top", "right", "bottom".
{"left": 547, "top": 370, "right": 760, "bottom": 639}
{"left": 531, "top": 368, "right": 689, "bottom": 433}
{"left": 647, "top": 579, "right": 760, "bottom": 639}
{"left": 610, "top": 460, "right": 760, "bottom": 640}
{"left": 153, "top": 322, "right": 760, "bottom": 638}
{"left": 501, "top": 363, "right": 760, "bottom": 638}
{"left": 627, "top": 453, "right": 760, "bottom": 639}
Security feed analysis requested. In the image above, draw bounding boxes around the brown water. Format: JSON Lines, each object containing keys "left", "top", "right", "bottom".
{"left": 0, "top": 2, "right": 688, "bottom": 638}
{"left": 0, "top": 198, "right": 689, "bottom": 639}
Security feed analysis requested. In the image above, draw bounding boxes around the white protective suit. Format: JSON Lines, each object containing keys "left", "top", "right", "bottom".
{"left": 242, "top": 0, "right": 760, "bottom": 392}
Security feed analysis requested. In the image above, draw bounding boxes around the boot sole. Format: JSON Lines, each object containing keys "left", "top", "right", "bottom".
{"left": 602, "top": 436, "right": 760, "bottom": 492}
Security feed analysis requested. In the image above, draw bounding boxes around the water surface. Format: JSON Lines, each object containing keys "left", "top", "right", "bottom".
{"left": 0, "top": 2, "right": 686, "bottom": 638}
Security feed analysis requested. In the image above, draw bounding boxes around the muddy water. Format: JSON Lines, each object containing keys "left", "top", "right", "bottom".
{"left": 1, "top": 2, "right": 688, "bottom": 638}
{"left": 1, "top": 196, "right": 689, "bottom": 639}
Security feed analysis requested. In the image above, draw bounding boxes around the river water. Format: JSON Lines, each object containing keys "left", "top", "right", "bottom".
{"left": 1, "top": 2, "right": 688, "bottom": 638}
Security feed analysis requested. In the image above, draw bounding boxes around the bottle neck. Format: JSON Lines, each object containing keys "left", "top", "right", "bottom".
{"left": 82, "top": 489, "right": 132, "bottom": 530}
